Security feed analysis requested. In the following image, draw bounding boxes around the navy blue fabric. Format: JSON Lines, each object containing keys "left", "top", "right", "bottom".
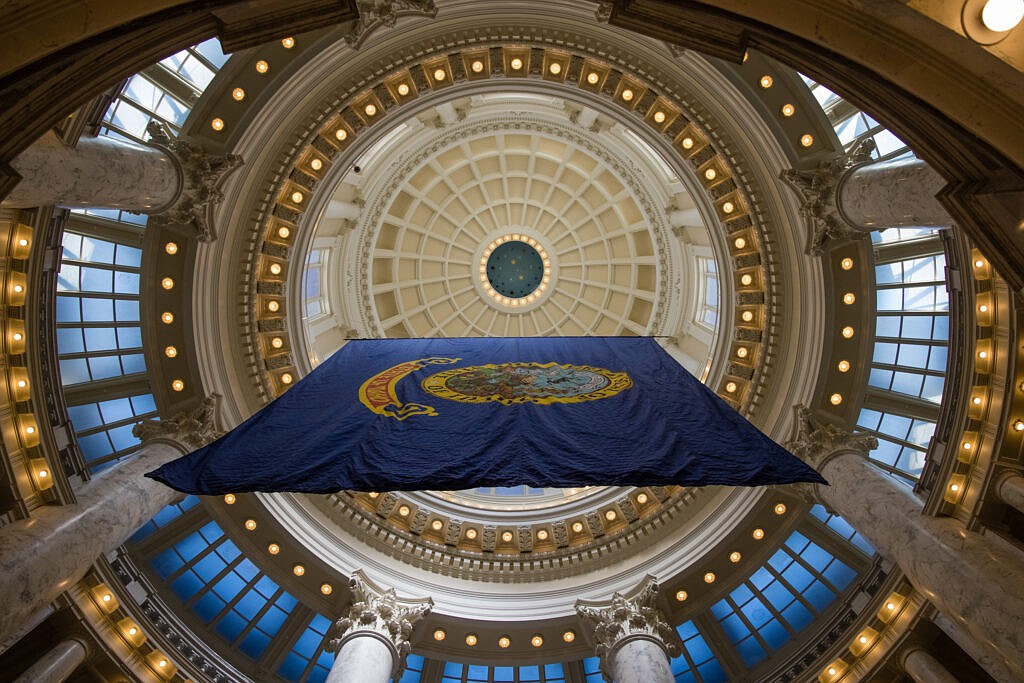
{"left": 147, "top": 337, "right": 825, "bottom": 494}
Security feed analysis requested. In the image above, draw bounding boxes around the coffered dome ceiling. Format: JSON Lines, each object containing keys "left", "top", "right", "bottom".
{"left": 182, "top": 0, "right": 828, "bottom": 666}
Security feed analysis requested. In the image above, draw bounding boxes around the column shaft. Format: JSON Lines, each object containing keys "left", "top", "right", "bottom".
{"left": 816, "top": 452, "right": 1024, "bottom": 681}
{"left": 612, "top": 638, "right": 674, "bottom": 683}
{"left": 901, "top": 648, "right": 960, "bottom": 683}
{"left": 325, "top": 635, "right": 394, "bottom": 683}
{"left": 995, "top": 473, "right": 1024, "bottom": 514}
{"left": 0, "top": 441, "right": 184, "bottom": 643}
{"left": 4, "top": 131, "right": 178, "bottom": 210}
{"left": 12, "top": 638, "right": 88, "bottom": 683}
{"left": 932, "top": 613, "right": 1017, "bottom": 683}
{"left": 837, "top": 157, "right": 951, "bottom": 229}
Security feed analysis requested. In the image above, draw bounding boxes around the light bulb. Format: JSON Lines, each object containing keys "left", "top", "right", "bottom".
{"left": 801, "top": 134, "right": 814, "bottom": 147}
{"left": 675, "top": 590, "right": 688, "bottom": 601}
{"left": 759, "top": 75, "right": 773, "bottom": 88}
{"left": 232, "top": 87, "right": 245, "bottom": 101}
{"left": 563, "top": 630, "right": 575, "bottom": 642}
{"left": 753, "top": 528, "right": 765, "bottom": 539}
{"left": 587, "top": 72, "right": 600, "bottom": 84}
{"left": 292, "top": 564, "right": 305, "bottom": 576}
{"left": 774, "top": 503, "right": 787, "bottom": 515}
{"left": 165, "top": 242, "right": 178, "bottom": 255}
{"left": 321, "top": 583, "right": 333, "bottom": 595}
{"left": 397, "top": 83, "right": 410, "bottom": 95}
{"left": 466, "top": 633, "right": 478, "bottom": 646}
{"left": 621, "top": 88, "right": 634, "bottom": 101}
{"left": 704, "top": 572, "right": 716, "bottom": 583}
{"left": 830, "top": 393, "right": 843, "bottom": 405}
{"left": 981, "top": 0, "right": 1024, "bottom": 31}
{"left": 510, "top": 58, "right": 523, "bottom": 70}
{"left": 434, "top": 628, "right": 446, "bottom": 641}
{"left": 471, "top": 60, "right": 484, "bottom": 73}
{"left": 161, "top": 312, "right": 174, "bottom": 324}
{"left": 281, "top": 37, "right": 295, "bottom": 48}
{"left": 548, "top": 63, "right": 561, "bottom": 75}
{"left": 255, "top": 60, "right": 269, "bottom": 73}
{"left": 335, "top": 128, "right": 348, "bottom": 141}
{"left": 433, "top": 68, "right": 446, "bottom": 81}
{"left": 171, "top": 379, "right": 184, "bottom": 392}
{"left": 781, "top": 103, "right": 795, "bottom": 116}
{"left": 210, "top": 118, "right": 224, "bottom": 131}
{"left": 653, "top": 110, "right": 666, "bottom": 123}
{"left": 498, "top": 636, "right": 511, "bottom": 648}
{"left": 244, "top": 518, "right": 256, "bottom": 530}
{"left": 531, "top": 635, "right": 543, "bottom": 647}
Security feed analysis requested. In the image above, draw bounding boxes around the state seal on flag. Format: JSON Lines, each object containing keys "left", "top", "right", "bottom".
{"left": 421, "top": 362, "right": 632, "bottom": 405}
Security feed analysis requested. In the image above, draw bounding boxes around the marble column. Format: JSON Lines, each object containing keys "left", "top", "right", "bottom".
{"left": 576, "top": 577, "right": 681, "bottom": 683}
{"left": 781, "top": 139, "right": 951, "bottom": 255}
{"left": 3, "top": 122, "right": 241, "bottom": 241}
{"left": 932, "top": 613, "right": 1016, "bottom": 683}
{"left": 325, "top": 571, "right": 432, "bottom": 683}
{"left": 900, "top": 646, "right": 960, "bottom": 683}
{"left": 787, "top": 406, "right": 1024, "bottom": 683}
{"left": 12, "top": 638, "right": 88, "bottom": 683}
{"left": 993, "top": 472, "right": 1024, "bottom": 515}
{"left": 837, "top": 157, "right": 951, "bottom": 230}
{"left": 4, "top": 131, "right": 178, "bottom": 211}
{"left": 0, "top": 396, "right": 222, "bottom": 645}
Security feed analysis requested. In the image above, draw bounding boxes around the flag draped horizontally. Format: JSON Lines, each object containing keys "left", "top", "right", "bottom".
{"left": 147, "top": 337, "right": 825, "bottom": 494}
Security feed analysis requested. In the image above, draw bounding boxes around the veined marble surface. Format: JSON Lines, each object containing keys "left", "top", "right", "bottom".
{"left": 4, "top": 131, "right": 178, "bottom": 210}
{"left": 0, "top": 441, "right": 182, "bottom": 644}
{"left": 838, "top": 157, "right": 950, "bottom": 229}
{"left": 326, "top": 635, "right": 393, "bottom": 683}
{"left": 612, "top": 638, "right": 675, "bottom": 683}
{"left": 821, "top": 452, "right": 1024, "bottom": 683}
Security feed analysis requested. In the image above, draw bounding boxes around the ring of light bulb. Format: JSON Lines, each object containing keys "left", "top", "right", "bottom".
{"left": 477, "top": 233, "right": 554, "bottom": 311}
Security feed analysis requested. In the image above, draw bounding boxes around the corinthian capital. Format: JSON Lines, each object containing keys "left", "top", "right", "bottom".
{"left": 786, "top": 405, "right": 878, "bottom": 471}
{"left": 345, "top": 1, "right": 438, "bottom": 48}
{"left": 132, "top": 394, "right": 224, "bottom": 452}
{"left": 328, "top": 571, "right": 432, "bottom": 679}
{"left": 145, "top": 121, "right": 242, "bottom": 241}
{"left": 780, "top": 138, "right": 875, "bottom": 255}
{"left": 576, "top": 577, "right": 682, "bottom": 681}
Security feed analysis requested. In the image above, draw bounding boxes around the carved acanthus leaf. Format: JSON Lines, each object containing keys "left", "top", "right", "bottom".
{"left": 780, "top": 138, "right": 876, "bottom": 255}
{"left": 786, "top": 405, "right": 878, "bottom": 471}
{"left": 345, "top": 0, "right": 438, "bottom": 48}
{"left": 132, "top": 394, "right": 224, "bottom": 451}
{"left": 327, "top": 572, "right": 432, "bottom": 678}
{"left": 145, "top": 121, "right": 243, "bottom": 241}
{"left": 576, "top": 578, "right": 682, "bottom": 681}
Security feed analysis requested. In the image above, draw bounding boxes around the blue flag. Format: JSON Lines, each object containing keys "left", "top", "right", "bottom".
{"left": 147, "top": 337, "right": 825, "bottom": 494}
